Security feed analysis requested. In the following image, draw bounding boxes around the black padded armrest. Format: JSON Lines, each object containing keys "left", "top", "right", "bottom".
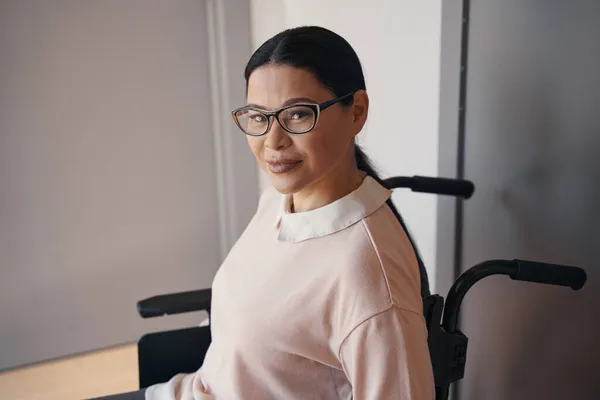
{"left": 137, "top": 288, "right": 212, "bottom": 318}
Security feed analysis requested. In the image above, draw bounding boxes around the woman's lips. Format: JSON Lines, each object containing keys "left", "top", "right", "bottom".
{"left": 266, "top": 160, "right": 302, "bottom": 174}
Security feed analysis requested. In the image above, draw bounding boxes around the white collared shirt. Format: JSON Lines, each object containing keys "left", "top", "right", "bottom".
{"left": 275, "top": 176, "right": 395, "bottom": 243}
{"left": 148, "top": 176, "right": 434, "bottom": 400}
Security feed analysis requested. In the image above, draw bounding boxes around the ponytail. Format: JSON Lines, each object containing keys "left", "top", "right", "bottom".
{"left": 355, "top": 145, "right": 431, "bottom": 297}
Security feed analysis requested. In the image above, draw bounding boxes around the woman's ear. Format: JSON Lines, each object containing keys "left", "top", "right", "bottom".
{"left": 351, "top": 90, "right": 369, "bottom": 130}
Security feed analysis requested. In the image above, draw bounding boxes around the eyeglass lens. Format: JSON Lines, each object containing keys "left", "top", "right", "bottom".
{"left": 235, "top": 105, "right": 316, "bottom": 135}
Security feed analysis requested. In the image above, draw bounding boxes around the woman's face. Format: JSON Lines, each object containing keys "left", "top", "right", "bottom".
{"left": 245, "top": 64, "right": 368, "bottom": 199}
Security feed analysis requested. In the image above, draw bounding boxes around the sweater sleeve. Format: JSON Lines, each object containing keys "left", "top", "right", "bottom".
{"left": 339, "top": 306, "right": 434, "bottom": 400}
{"left": 145, "top": 372, "right": 213, "bottom": 400}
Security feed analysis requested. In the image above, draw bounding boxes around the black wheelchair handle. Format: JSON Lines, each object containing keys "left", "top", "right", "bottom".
{"left": 442, "top": 259, "right": 587, "bottom": 333}
{"left": 137, "top": 289, "right": 212, "bottom": 318}
{"left": 383, "top": 176, "right": 475, "bottom": 199}
{"left": 511, "top": 259, "right": 587, "bottom": 290}
{"left": 411, "top": 176, "right": 474, "bottom": 199}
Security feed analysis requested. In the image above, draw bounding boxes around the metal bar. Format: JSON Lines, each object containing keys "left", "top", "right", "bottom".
{"left": 452, "top": 1, "right": 471, "bottom": 397}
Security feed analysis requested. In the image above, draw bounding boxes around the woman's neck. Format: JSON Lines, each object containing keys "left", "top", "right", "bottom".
{"left": 291, "top": 167, "right": 364, "bottom": 213}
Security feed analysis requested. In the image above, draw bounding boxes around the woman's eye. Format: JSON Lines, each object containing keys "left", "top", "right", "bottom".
{"left": 291, "top": 111, "right": 309, "bottom": 120}
{"left": 249, "top": 113, "right": 266, "bottom": 123}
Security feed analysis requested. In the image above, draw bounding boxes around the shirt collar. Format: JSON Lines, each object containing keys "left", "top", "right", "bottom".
{"left": 274, "top": 175, "right": 392, "bottom": 242}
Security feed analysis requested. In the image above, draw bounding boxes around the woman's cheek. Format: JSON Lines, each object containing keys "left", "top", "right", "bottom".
{"left": 247, "top": 137, "right": 263, "bottom": 162}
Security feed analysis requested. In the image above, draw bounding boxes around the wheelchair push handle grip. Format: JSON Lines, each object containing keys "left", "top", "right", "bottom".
{"left": 137, "top": 289, "right": 212, "bottom": 318}
{"left": 411, "top": 176, "right": 474, "bottom": 199}
{"left": 511, "top": 259, "right": 587, "bottom": 290}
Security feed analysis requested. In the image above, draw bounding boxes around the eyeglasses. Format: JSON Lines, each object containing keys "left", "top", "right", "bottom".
{"left": 231, "top": 91, "right": 356, "bottom": 136}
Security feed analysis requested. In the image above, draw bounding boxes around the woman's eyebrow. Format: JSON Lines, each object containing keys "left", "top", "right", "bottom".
{"left": 282, "top": 97, "right": 319, "bottom": 106}
{"left": 245, "top": 97, "right": 319, "bottom": 109}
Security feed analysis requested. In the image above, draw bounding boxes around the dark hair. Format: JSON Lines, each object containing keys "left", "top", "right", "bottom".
{"left": 244, "top": 26, "right": 430, "bottom": 297}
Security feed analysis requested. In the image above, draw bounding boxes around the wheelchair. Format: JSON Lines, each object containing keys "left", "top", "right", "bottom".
{"left": 135, "top": 176, "right": 587, "bottom": 400}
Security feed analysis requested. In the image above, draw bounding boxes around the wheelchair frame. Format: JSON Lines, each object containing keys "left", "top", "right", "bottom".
{"left": 136, "top": 176, "right": 586, "bottom": 400}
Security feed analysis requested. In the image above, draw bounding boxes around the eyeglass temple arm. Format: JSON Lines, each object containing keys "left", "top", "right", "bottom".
{"left": 319, "top": 91, "right": 357, "bottom": 111}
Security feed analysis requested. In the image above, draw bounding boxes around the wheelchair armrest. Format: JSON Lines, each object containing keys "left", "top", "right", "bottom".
{"left": 137, "top": 288, "right": 212, "bottom": 318}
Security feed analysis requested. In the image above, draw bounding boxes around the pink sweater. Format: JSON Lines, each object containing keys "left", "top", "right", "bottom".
{"left": 146, "top": 176, "right": 434, "bottom": 399}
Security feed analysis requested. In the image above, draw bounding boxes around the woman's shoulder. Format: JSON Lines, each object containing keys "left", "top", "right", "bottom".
{"left": 323, "top": 207, "right": 424, "bottom": 348}
{"left": 365, "top": 205, "right": 423, "bottom": 306}
{"left": 258, "top": 185, "right": 281, "bottom": 209}
{"left": 226, "top": 186, "right": 280, "bottom": 245}
{"left": 333, "top": 204, "right": 423, "bottom": 313}
{"left": 250, "top": 185, "right": 281, "bottom": 221}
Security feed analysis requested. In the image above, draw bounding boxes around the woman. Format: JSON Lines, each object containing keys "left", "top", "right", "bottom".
{"left": 148, "top": 26, "right": 434, "bottom": 400}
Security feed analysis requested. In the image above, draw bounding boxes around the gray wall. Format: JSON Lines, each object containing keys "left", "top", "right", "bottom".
{"left": 456, "top": 1, "right": 600, "bottom": 398}
{"left": 0, "top": 0, "right": 255, "bottom": 371}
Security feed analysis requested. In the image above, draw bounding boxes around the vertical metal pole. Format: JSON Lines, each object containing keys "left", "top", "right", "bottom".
{"left": 452, "top": 0, "right": 471, "bottom": 399}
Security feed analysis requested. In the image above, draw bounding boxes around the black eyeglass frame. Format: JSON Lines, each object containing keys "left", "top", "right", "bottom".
{"left": 231, "top": 91, "right": 357, "bottom": 136}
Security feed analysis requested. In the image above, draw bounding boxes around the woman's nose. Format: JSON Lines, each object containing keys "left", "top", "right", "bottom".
{"left": 264, "top": 119, "right": 292, "bottom": 150}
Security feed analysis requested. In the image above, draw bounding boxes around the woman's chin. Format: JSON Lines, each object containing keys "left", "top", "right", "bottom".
{"left": 268, "top": 173, "right": 306, "bottom": 195}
